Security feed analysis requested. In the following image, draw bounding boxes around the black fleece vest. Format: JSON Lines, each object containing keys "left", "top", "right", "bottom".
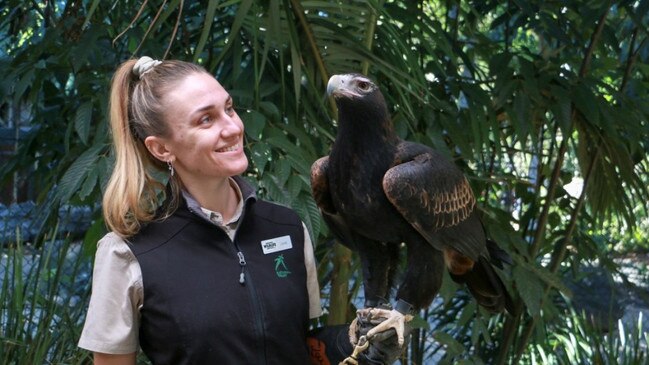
{"left": 129, "top": 198, "right": 310, "bottom": 364}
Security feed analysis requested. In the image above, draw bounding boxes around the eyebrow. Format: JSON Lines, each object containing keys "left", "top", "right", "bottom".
{"left": 191, "top": 104, "right": 213, "bottom": 116}
{"left": 190, "top": 96, "right": 232, "bottom": 117}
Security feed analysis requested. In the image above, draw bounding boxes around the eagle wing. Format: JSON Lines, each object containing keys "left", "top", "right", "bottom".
{"left": 310, "top": 156, "right": 357, "bottom": 248}
{"left": 382, "top": 142, "right": 486, "bottom": 260}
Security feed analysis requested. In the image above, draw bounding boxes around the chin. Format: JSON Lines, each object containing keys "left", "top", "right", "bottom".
{"left": 231, "top": 157, "right": 249, "bottom": 175}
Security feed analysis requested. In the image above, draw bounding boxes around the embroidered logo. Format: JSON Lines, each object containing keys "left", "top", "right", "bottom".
{"left": 274, "top": 254, "right": 291, "bottom": 278}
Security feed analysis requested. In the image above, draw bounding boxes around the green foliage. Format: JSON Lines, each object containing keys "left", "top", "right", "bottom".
{"left": 527, "top": 304, "right": 648, "bottom": 365}
{"left": 1, "top": 0, "right": 648, "bottom": 364}
{"left": 0, "top": 231, "right": 92, "bottom": 364}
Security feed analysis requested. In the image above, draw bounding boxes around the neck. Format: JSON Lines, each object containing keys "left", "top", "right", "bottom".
{"left": 333, "top": 106, "right": 397, "bottom": 156}
{"left": 182, "top": 177, "right": 239, "bottom": 221}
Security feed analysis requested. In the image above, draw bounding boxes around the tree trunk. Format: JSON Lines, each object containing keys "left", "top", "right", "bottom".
{"left": 327, "top": 242, "right": 353, "bottom": 325}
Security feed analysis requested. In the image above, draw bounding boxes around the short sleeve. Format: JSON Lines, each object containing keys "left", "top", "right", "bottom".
{"left": 78, "top": 232, "right": 143, "bottom": 354}
{"left": 303, "top": 223, "right": 323, "bottom": 318}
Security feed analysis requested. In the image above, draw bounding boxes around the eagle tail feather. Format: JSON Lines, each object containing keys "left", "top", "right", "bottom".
{"left": 451, "top": 257, "right": 514, "bottom": 314}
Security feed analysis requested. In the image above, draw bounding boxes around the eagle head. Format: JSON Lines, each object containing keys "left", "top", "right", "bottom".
{"left": 327, "top": 74, "right": 379, "bottom": 99}
{"left": 327, "top": 74, "right": 388, "bottom": 123}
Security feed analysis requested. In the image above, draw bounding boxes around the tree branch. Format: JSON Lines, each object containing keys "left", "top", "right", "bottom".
{"left": 361, "top": 1, "right": 384, "bottom": 75}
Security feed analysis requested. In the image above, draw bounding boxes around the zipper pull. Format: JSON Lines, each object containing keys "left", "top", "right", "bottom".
{"left": 237, "top": 251, "right": 246, "bottom": 285}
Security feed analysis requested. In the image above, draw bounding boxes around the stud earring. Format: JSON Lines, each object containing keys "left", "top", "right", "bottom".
{"left": 167, "top": 160, "right": 174, "bottom": 177}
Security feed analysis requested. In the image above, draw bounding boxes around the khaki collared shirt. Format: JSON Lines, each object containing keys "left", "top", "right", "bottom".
{"left": 78, "top": 180, "right": 322, "bottom": 354}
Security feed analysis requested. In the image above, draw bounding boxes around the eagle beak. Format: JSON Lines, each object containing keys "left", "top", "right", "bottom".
{"left": 327, "top": 74, "right": 344, "bottom": 97}
{"left": 327, "top": 74, "right": 358, "bottom": 98}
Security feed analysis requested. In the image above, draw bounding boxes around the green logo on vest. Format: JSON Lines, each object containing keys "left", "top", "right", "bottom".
{"left": 274, "top": 254, "right": 291, "bottom": 278}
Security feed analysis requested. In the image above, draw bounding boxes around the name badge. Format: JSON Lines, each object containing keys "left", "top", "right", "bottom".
{"left": 261, "top": 235, "right": 293, "bottom": 254}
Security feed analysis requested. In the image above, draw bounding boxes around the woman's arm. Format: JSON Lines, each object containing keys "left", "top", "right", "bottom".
{"left": 94, "top": 352, "right": 136, "bottom": 365}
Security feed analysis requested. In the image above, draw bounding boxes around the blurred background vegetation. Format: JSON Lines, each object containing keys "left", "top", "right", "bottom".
{"left": 1, "top": 0, "right": 648, "bottom": 364}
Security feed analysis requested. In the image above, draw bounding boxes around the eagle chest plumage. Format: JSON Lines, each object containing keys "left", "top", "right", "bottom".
{"left": 328, "top": 124, "right": 406, "bottom": 242}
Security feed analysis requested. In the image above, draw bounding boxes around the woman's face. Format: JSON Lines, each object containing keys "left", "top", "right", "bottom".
{"left": 157, "top": 72, "right": 248, "bottom": 185}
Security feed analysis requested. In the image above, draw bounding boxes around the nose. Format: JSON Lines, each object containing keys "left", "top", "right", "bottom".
{"left": 220, "top": 113, "right": 243, "bottom": 138}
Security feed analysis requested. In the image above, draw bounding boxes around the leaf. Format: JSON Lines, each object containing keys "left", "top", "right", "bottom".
{"left": 287, "top": 175, "right": 303, "bottom": 200}
{"left": 241, "top": 110, "right": 266, "bottom": 141}
{"left": 272, "top": 158, "right": 292, "bottom": 186}
{"left": 438, "top": 270, "right": 461, "bottom": 305}
{"left": 304, "top": 196, "right": 322, "bottom": 241}
{"left": 513, "top": 264, "right": 545, "bottom": 316}
{"left": 285, "top": 153, "right": 313, "bottom": 177}
{"left": 433, "top": 331, "right": 466, "bottom": 357}
{"left": 266, "top": 134, "right": 304, "bottom": 157}
{"left": 55, "top": 144, "right": 104, "bottom": 204}
{"left": 78, "top": 165, "right": 98, "bottom": 201}
{"left": 259, "top": 101, "right": 281, "bottom": 124}
{"left": 250, "top": 142, "right": 270, "bottom": 175}
{"left": 74, "top": 101, "right": 93, "bottom": 145}
{"left": 408, "top": 314, "right": 430, "bottom": 330}
{"left": 474, "top": 316, "right": 491, "bottom": 344}
{"left": 513, "top": 254, "right": 573, "bottom": 297}
{"left": 193, "top": 0, "right": 219, "bottom": 62}
{"left": 263, "top": 174, "right": 290, "bottom": 205}
{"left": 82, "top": 218, "right": 107, "bottom": 258}
{"left": 274, "top": 122, "right": 317, "bottom": 156}
{"left": 97, "top": 155, "right": 114, "bottom": 193}
{"left": 14, "top": 69, "right": 34, "bottom": 101}
{"left": 71, "top": 28, "right": 102, "bottom": 72}
{"left": 571, "top": 83, "right": 600, "bottom": 128}
{"left": 513, "top": 91, "right": 531, "bottom": 143}
{"left": 212, "top": 0, "right": 253, "bottom": 67}
{"left": 550, "top": 85, "right": 572, "bottom": 137}
{"left": 457, "top": 300, "right": 477, "bottom": 327}
{"left": 290, "top": 192, "right": 322, "bottom": 242}
{"left": 290, "top": 41, "right": 302, "bottom": 107}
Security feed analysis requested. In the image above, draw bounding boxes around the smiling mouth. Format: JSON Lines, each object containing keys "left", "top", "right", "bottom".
{"left": 216, "top": 143, "right": 240, "bottom": 153}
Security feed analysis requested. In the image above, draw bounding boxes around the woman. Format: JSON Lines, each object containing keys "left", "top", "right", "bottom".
{"left": 78, "top": 56, "right": 405, "bottom": 365}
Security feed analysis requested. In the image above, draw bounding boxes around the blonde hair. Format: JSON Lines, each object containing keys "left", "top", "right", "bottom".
{"left": 103, "top": 58, "right": 207, "bottom": 237}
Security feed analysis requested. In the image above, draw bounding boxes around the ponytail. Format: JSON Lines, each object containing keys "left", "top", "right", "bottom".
{"left": 103, "top": 58, "right": 205, "bottom": 238}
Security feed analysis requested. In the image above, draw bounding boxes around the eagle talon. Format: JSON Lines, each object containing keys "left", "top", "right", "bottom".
{"left": 348, "top": 307, "right": 384, "bottom": 345}
{"left": 348, "top": 317, "right": 360, "bottom": 345}
{"left": 351, "top": 306, "right": 413, "bottom": 347}
{"left": 365, "top": 308, "right": 413, "bottom": 346}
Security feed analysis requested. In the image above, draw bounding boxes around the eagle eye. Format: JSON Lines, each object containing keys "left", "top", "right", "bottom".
{"left": 357, "top": 80, "right": 371, "bottom": 91}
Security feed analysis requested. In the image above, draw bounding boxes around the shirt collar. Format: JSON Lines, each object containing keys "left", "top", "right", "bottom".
{"left": 181, "top": 176, "right": 256, "bottom": 224}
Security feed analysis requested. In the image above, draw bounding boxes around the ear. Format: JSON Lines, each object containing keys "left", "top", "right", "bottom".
{"left": 144, "top": 135, "right": 174, "bottom": 163}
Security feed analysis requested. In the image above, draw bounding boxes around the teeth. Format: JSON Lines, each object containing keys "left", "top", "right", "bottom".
{"left": 217, "top": 144, "right": 239, "bottom": 153}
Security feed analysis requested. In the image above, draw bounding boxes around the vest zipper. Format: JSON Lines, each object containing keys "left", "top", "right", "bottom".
{"left": 187, "top": 205, "right": 249, "bottom": 286}
{"left": 188, "top": 203, "right": 267, "bottom": 363}
{"left": 232, "top": 229, "right": 267, "bottom": 364}
{"left": 237, "top": 251, "right": 246, "bottom": 285}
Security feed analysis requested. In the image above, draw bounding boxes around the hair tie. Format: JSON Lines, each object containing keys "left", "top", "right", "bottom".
{"left": 133, "top": 56, "right": 162, "bottom": 78}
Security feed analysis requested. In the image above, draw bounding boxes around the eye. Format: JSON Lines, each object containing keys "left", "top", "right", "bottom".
{"left": 225, "top": 99, "right": 236, "bottom": 116}
{"left": 199, "top": 114, "right": 212, "bottom": 125}
{"left": 357, "top": 80, "right": 371, "bottom": 91}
